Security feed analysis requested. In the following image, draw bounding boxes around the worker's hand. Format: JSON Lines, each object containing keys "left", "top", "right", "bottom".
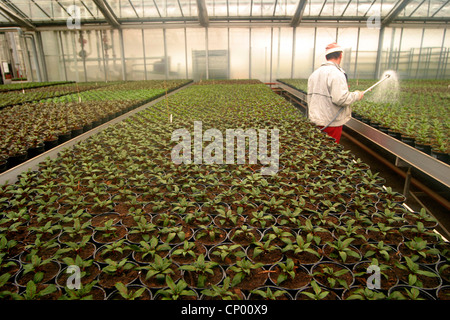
{"left": 355, "top": 90, "right": 364, "bottom": 100}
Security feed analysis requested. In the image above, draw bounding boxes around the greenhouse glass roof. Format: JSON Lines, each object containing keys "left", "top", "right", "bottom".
{"left": 0, "top": 0, "right": 448, "bottom": 30}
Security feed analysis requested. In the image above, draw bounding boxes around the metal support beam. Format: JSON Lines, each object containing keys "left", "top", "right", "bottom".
{"left": 291, "top": 0, "right": 307, "bottom": 27}
{"left": 196, "top": 0, "right": 209, "bottom": 27}
{"left": 382, "top": 0, "right": 414, "bottom": 27}
{"left": 0, "top": 3, "right": 35, "bottom": 30}
{"left": 92, "top": 0, "right": 121, "bottom": 29}
{"left": 374, "top": 26, "right": 385, "bottom": 79}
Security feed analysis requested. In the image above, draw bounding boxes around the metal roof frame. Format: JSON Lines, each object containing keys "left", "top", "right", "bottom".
{"left": 0, "top": 0, "right": 447, "bottom": 30}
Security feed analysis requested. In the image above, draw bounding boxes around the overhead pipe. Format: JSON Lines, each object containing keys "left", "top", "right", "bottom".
{"left": 0, "top": 27, "right": 41, "bottom": 82}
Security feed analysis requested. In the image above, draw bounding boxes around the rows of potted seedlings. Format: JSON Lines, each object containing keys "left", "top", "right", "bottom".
{"left": 0, "top": 80, "right": 449, "bottom": 300}
{"left": 0, "top": 80, "right": 192, "bottom": 172}
{"left": 278, "top": 78, "right": 450, "bottom": 164}
{"left": 0, "top": 81, "right": 74, "bottom": 93}
{"left": 0, "top": 81, "right": 121, "bottom": 109}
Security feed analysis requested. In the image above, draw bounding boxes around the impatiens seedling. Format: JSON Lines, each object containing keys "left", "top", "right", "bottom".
{"left": 180, "top": 254, "right": 219, "bottom": 288}
{"left": 250, "top": 287, "right": 289, "bottom": 300}
{"left": 114, "top": 282, "right": 147, "bottom": 300}
{"left": 155, "top": 276, "right": 197, "bottom": 300}
{"left": 298, "top": 280, "right": 330, "bottom": 300}
{"left": 228, "top": 259, "right": 264, "bottom": 287}
{"left": 200, "top": 276, "right": 242, "bottom": 300}
{"left": 139, "top": 254, "right": 176, "bottom": 284}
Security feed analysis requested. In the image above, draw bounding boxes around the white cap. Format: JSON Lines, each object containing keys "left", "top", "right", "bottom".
{"left": 325, "top": 42, "right": 343, "bottom": 56}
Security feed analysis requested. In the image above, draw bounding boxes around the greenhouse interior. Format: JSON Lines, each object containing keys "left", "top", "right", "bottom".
{"left": 0, "top": 0, "right": 449, "bottom": 303}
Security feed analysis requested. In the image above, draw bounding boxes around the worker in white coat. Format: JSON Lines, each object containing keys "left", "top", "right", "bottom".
{"left": 307, "top": 42, "right": 364, "bottom": 143}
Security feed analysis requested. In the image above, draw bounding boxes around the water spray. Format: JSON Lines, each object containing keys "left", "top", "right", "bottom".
{"left": 363, "top": 73, "right": 391, "bottom": 94}
{"left": 321, "top": 72, "right": 395, "bottom": 132}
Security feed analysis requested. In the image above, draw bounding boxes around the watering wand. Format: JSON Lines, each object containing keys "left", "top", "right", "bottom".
{"left": 321, "top": 73, "right": 392, "bottom": 132}
{"left": 363, "top": 73, "right": 391, "bottom": 94}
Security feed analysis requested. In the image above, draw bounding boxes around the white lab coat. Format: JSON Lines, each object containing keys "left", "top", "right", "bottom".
{"left": 307, "top": 61, "right": 360, "bottom": 127}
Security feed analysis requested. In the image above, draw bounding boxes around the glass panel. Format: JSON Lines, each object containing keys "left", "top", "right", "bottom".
{"left": 143, "top": 29, "right": 166, "bottom": 79}
{"left": 10, "top": 0, "right": 101, "bottom": 22}
{"left": 207, "top": 28, "right": 228, "bottom": 79}
{"left": 185, "top": 28, "right": 206, "bottom": 81}
{"left": 123, "top": 29, "right": 145, "bottom": 80}
{"left": 250, "top": 27, "right": 272, "bottom": 82}
{"left": 272, "top": 27, "right": 293, "bottom": 79}
{"left": 292, "top": 27, "right": 315, "bottom": 78}
{"left": 165, "top": 28, "right": 188, "bottom": 79}
{"left": 229, "top": 28, "right": 250, "bottom": 78}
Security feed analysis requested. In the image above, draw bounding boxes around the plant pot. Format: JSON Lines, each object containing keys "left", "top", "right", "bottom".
{"left": 435, "top": 260, "right": 450, "bottom": 284}
{"left": 394, "top": 262, "right": 442, "bottom": 291}
{"left": 352, "top": 260, "right": 399, "bottom": 291}
{"left": 83, "top": 122, "right": 93, "bottom": 132}
{"left": 169, "top": 241, "right": 208, "bottom": 265}
{"left": 71, "top": 128, "right": 83, "bottom": 138}
{"left": 91, "top": 212, "right": 121, "bottom": 228}
{"left": 431, "top": 149, "right": 450, "bottom": 165}
{"left": 193, "top": 227, "right": 228, "bottom": 246}
{"left": 295, "top": 284, "right": 341, "bottom": 300}
{"left": 213, "top": 214, "right": 245, "bottom": 229}
{"left": 7, "top": 151, "right": 28, "bottom": 168}
{"left": 387, "top": 284, "right": 436, "bottom": 300}
{"left": 228, "top": 227, "right": 262, "bottom": 246}
{"left": 14, "top": 260, "right": 61, "bottom": 287}
{"left": 225, "top": 264, "right": 269, "bottom": 291}
{"left": 0, "top": 159, "right": 7, "bottom": 172}
{"left": 98, "top": 262, "right": 139, "bottom": 289}
{"left": 207, "top": 242, "right": 247, "bottom": 266}
{"left": 27, "top": 143, "right": 45, "bottom": 158}
{"left": 341, "top": 285, "right": 386, "bottom": 300}
{"left": 414, "top": 142, "right": 432, "bottom": 155}
{"left": 387, "top": 129, "right": 402, "bottom": 140}
{"left": 92, "top": 225, "right": 128, "bottom": 244}
{"left": 401, "top": 135, "right": 415, "bottom": 147}
{"left": 57, "top": 242, "right": 96, "bottom": 261}
{"left": 107, "top": 284, "right": 152, "bottom": 300}
{"left": 182, "top": 264, "right": 225, "bottom": 290}
{"left": 138, "top": 262, "right": 182, "bottom": 289}
{"left": 247, "top": 285, "right": 293, "bottom": 300}
{"left": 378, "top": 126, "right": 390, "bottom": 134}
{"left": 0, "top": 259, "right": 22, "bottom": 279}
{"left": 44, "top": 138, "right": 59, "bottom": 151}
{"left": 268, "top": 263, "right": 311, "bottom": 290}
{"left": 58, "top": 132, "right": 72, "bottom": 144}
{"left": 436, "top": 285, "right": 450, "bottom": 300}
{"left": 247, "top": 245, "right": 283, "bottom": 265}
{"left": 322, "top": 243, "right": 362, "bottom": 266}
{"left": 398, "top": 242, "right": 441, "bottom": 266}
{"left": 56, "top": 262, "right": 102, "bottom": 288}
{"left": 311, "top": 261, "right": 355, "bottom": 291}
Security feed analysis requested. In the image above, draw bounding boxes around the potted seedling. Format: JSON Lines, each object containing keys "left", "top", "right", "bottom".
{"left": 170, "top": 240, "right": 207, "bottom": 265}
{"left": 269, "top": 258, "right": 311, "bottom": 290}
{"left": 226, "top": 258, "right": 267, "bottom": 290}
{"left": 248, "top": 286, "right": 291, "bottom": 300}
{"left": 98, "top": 258, "right": 139, "bottom": 289}
{"left": 200, "top": 277, "right": 244, "bottom": 300}
{"left": 180, "top": 254, "right": 223, "bottom": 288}
{"left": 296, "top": 280, "right": 340, "bottom": 300}
{"left": 131, "top": 238, "right": 171, "bottom": 264}
{"left": 154, "top": 276, "right": 197, "bottom": 300}
{"left": 281, "top": 233, "right": 322, "bottom": 265}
